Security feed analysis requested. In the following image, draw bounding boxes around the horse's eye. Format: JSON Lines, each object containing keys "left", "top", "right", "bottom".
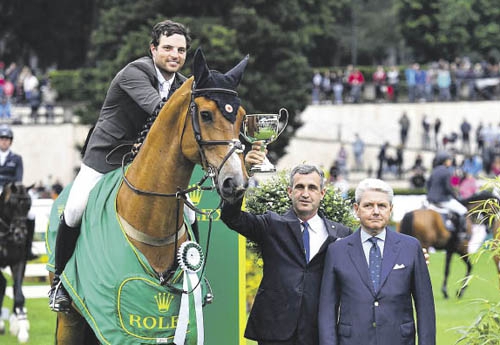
{"left": 200, "top": 110, "right": 213, "bottom": 123}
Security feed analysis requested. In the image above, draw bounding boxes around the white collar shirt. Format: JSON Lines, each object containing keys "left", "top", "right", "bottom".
{"left": 361, "top": 228, "right": 386, "bottom": 265}
{"left": 0, "top": 150, "right": 10, "bottom": 166}
{"left": 155, "top": 66, "right": 175, "bottom": 100}
{"left": 301, "top": 214, "right": 328, "bottom": 260}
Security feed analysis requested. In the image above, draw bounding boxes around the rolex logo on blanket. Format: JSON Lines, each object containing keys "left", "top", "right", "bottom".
{"left": 46, "top": 168, "right": 211, "bottom": 345}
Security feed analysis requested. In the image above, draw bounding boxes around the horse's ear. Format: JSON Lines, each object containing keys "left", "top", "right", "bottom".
{"left": 193, "top": 48, "right": 210, "bottom": 87}
{"left": 225, "top": 54, "right": 249, "bottom": 87}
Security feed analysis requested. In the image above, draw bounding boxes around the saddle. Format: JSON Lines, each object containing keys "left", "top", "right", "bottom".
{"left": 423, "top": 200, "right": 459, "bottom": 232}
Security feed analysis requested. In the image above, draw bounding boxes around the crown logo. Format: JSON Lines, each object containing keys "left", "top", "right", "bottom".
{"left": 155, "top": 292, "right": 175, "bottom": 313}
{"left": 188, "top": 186, "right": 203, "bottom": 206}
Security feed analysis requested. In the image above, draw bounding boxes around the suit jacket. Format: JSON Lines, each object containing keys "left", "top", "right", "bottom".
{"left": 318, "top": 229, "right": 435, "bottom": 345}
{"left": 0, "top": 151, "right": 23, "bottom": 186}
{"left": 221, "top": 200, "right": 352, "bottom": 345}
{"left": 83, "top": 56, "right": 186, "bottom": 173}
{"left": 427, "top": 165, "right": 454, "bottom": 203}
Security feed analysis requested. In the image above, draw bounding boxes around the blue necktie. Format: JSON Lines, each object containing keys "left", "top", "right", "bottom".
{"left": 302, "top": 222, "right": 310, "bottom": 262}
{"left": 368, "top": 237, "right": 382, "bottom": 290}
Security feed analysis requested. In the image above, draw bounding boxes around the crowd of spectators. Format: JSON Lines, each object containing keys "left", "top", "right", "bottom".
{"left": 325, "top": 116, "right": 500, "bottom": 195}
{"left": 312, "top": 57, "right": 500, "bottom": 105}
{"left": 0, "top": 61, "right": 58, "bottom": 123}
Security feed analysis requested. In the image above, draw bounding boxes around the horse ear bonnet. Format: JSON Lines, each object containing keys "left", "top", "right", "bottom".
{"left": 193, "top": 48, "right": 249, "bottom": 123}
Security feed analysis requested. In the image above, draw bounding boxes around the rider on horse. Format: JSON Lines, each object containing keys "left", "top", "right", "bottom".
{"left": 0, "top": 124, "right": 37, "bottom": 261}
{"left": 426, "top": 150, "right": 468, "bottom": 237}
{"left": 48, "top": 20, "right": 194, "bottom": 312}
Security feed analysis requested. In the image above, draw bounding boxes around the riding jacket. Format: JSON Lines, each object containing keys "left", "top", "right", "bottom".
{"left": 426, "top": 164, "right": 454, "bottom": 203}
{"left": 83, "top": 56, "right": 187, "bottom": 174}
{"left": 0, "top": 151, "right": 23, "bottom": 186}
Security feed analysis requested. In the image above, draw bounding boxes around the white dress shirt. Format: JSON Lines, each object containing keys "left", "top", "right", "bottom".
{"left": 360, "top": 229, "right": 386, "bottom": 265}
{"left": 302, "top": 214, "right": 328, "bottom": 260}
{"left": 155, "top": 66, "right": 175, "bottom": 99}
{"left": 0, "top": 149, "right": 10, "bottom": 166}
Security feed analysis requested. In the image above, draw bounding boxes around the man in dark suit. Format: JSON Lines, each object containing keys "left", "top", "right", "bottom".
{"left": 221, "top": 164, "right": 352, "bottom": 345}
{"left": 318, "top": 178, "right": 435, "bottom": 345}
{"left": 49, "top": 20, "right": 192, "bottom": 312}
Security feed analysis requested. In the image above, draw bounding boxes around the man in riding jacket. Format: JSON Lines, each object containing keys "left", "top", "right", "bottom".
{"left": 0, "top": 125, "right": 23, "bottom": 188}
{"left": 426, "top": 151, "right": 468, "bottom": 234}
{"left": 48, "top": 20, "right": 193, "bottom": 312}
{"left": 0, "top": 124, "right": 38, "bottom": 260}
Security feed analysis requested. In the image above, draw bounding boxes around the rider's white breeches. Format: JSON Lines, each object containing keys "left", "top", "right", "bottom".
{"left": 440, "top": 198, "right": 468, "bottom": 216}
{"left": 64, "top": 163, "right": 103, "bottom": 227}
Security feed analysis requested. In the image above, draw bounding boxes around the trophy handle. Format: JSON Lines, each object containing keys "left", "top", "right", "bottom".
{"left": 240, "top": 108, "right": 289, "bottom": 142}
{"left": 276, "top": 108, "right": 289, "bottom": 138}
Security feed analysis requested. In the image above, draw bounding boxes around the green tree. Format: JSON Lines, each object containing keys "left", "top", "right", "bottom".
{"left": 0, "top": 0, "right": 95, "bottom": 69}
{"left": 397, "top": 0, "right": 440, "bottom": 61}
{"left": 396, "top": 0, "right": 500, "bottom": 62}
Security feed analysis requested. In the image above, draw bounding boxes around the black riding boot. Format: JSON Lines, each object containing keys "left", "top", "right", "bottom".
{"left": 458, "top": 214, "right": 469, "bottom": 240}
{"left": 25, "top": 218, "right": 39, "bottom": 261}
{"left": 48, "top": 214, "right": 80, "bottom": 312}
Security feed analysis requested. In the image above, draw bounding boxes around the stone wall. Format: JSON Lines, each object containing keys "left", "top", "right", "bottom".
{"left": 10, "top": 123, "right": 90, "bottom": 188}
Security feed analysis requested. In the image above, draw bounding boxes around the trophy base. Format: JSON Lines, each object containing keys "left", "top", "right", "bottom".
{"left": 250, "top": 164, "right": 276, "bottom": 173}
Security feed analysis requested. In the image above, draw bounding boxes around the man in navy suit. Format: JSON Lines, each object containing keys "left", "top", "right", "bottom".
{"left": 221, "top": 164, "right": 352, "bottom": 345}
{"left": 318, "top": 178, "right": 435, "bottom": 345}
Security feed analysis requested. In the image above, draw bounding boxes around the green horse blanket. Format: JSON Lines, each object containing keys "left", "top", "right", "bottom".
{"left": 46, "top": 168, "right": 209, "bottom": 345}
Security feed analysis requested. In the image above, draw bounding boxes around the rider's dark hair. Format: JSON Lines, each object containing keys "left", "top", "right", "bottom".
{"left": 150, "top": 20, "right": 192, "bottom": 50}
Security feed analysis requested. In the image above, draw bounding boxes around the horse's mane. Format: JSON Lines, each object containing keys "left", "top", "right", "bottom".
{"left": 145, "top": 77, "right": 195, "bottom": 142}
{"left": 129, "top": 77, "right": 195, "bottom": 162}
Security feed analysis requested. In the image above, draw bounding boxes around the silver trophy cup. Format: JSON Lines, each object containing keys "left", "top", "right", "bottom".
{"left": 241, "top": 108, "right": 289, "bottom": 173}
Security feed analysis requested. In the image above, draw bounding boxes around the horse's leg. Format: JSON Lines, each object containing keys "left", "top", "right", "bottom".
{"left": 9, "top": 262, "right": 29, "bottom": 343}
{"left": 441, "top": 249, "right": 453, "bottom": 299}
{"left": 10, "top": 261, "right": 26, "bottom": 311}
{"left": 56, "top": 309, "right": 99, "bottom": 345}
{"left": 50, "top": 269, "right": 99, "bottom": 345}
{"left": 457, "top": 255, "right": 473, "bottom": 298}
{"left": 0, "top": 272, "right": 6, "bottom": 334}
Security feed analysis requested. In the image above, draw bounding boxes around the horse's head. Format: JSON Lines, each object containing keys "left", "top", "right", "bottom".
{"left": 183, "top": 48, "right": 249, "bottom": 203}
{"left": 0, "top": 182, "right": 32, "bottom": 244}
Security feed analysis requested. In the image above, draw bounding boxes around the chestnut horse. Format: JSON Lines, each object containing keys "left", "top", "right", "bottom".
{"left": 398, "top": 208, "right": 472, "bottom": 299}
{"left": 0, "top": 182, "right": 33, "bottom": 343}
{"left": 46, "top": 49, "right": 249, "bottom": 344}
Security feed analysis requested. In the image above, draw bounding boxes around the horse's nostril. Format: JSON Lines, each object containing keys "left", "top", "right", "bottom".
{"left": 222, "top": 177, "right": 235, "bottom": 191}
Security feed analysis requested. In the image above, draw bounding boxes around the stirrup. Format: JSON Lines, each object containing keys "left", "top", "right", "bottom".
{"left": 48, "top": 279, "right": 71, "bottom": 313}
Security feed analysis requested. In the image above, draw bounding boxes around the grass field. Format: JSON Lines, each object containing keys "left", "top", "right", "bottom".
{"left": 1, "top": 251, "right": 499, "bottom": 344}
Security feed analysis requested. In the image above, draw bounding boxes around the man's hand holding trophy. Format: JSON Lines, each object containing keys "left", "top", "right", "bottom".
{"left": 241, "top": 108, "right": 288, "bottom": 173}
